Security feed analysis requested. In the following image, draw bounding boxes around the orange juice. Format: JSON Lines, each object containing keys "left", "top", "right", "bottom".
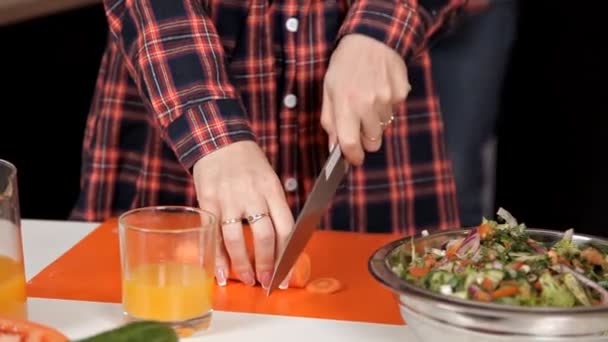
{"left": 123, "top": 262, "right": 213, "bottom": 322}
{"left": 0, "top": 255, "right": 27, "bottom": 319}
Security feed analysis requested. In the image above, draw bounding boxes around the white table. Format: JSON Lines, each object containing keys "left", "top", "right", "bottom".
{"left": 20, "top": 219, "right": 416, "bottom": 341}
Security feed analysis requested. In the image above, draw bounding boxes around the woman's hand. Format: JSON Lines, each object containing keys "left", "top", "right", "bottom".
{"left": 321, "top": 34, "right": 411, "bottom": 165}
{"left": 193, "top": 141, "right": 294, "bottom": 289}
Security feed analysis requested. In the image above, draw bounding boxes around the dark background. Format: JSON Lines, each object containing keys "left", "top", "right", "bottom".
{"left": 1, "top": 2, "right": 606, "bottom": 236}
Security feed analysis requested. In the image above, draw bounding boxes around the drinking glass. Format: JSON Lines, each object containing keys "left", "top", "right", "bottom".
{"left": 0, "top": 159, "right": 27, "bottom": 319}
{"left": 118, "top": 206, "right": 217, "bottom": 337}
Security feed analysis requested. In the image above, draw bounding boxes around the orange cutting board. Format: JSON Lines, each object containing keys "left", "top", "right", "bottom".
{"left": 27, "top": 219, "right": 405, "bottom": 325}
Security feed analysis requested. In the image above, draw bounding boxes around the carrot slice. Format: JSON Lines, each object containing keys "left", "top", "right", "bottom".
{"left": 408, "top": 266, "right": 430, "bottom": 277}
{"left": 305, "top": 277, "right": 342, "bottom": 294}
{"left": 479, "top": 223, "right": 493, "bottom": 240}
{"left": 492, "top": 286, "right": 519, "bottom": 298}
{"left": 482, "top": 277, "right": 495, "bottom": 291}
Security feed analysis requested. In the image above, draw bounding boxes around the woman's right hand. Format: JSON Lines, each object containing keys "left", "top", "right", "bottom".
{"left": 192, "top": 141, "right": 294, "bottom": 289}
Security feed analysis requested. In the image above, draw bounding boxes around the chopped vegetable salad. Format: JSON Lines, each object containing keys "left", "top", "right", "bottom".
{"left": 390, "top": 208, "right": 608, "bottom": 307}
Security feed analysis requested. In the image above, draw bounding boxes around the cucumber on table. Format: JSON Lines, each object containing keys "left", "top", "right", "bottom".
{"left": 75, "top": 321, "right": 179, "bottom": 342}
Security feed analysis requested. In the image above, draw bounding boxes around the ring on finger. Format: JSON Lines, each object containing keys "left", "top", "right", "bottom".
{"left": 221, "top": 217, "right": 242, "bottom": 225}
{"left": 246, "top": 212, "right": 269, "bottom": 224}
{"left": 380, "top": 114, "right": 395, "bottom": 128}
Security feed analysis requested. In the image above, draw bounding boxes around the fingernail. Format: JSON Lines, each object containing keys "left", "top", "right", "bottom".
{"left": 279, "top": 274, "right": 291, "bottom": 290}
{"left": 215, "top": 267, "right": 227, "bottom": 286}
{"left": 241, "top": 271, "right": 256, "bottom": 286}
{"left": 259, "top": 271, "right": 272, "bottom": 289}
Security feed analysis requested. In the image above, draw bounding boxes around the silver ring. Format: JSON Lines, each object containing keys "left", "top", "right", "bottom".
{"left": 246, "top": 212, "right": 268, "bottom": 224}
{"left": 221, "top": 217, "right": 241, "bottom": 225}
{"left": 380, "top": 114, "right": 395, "bottom": 127}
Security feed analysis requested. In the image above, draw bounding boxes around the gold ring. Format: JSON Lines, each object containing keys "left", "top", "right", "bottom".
{"left": 246, "top": 212, "right": 269, "bottom": 224}
{"left": 221, "top": 217, "right": 241, "bottom": 225}
{"left": 380, "top": 115, "right": 395, "bottom": 127}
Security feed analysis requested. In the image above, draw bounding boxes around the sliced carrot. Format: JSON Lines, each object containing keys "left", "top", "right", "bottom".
{"left": 446, "top": 238, "right": 464, "bottom": 259}
{"left": 473, "top": 289, "right": 493, "bottom": 302}
{"left": 305, "top": 277, "right": 342, "bottom": 294}
{"left": 581, "top": 247, "right": 606, "bottom": 266}
{"left": 491, "top": 286, "right": 519, "bottom": 298}
{"left": 482, "top": 277, "right": 495, "bottom": 291}
{"left": 408, "top": 266, "right": 430, "bottom": 277}
{"left": 479, "top": 223, "right": 493, "bottom": 240}
{"left": 177, "top": 225, "right": 312, "bottom": 288}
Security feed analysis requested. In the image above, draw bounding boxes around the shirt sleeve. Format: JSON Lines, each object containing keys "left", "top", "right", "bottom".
{"left": 337, "top": 0, "right": 466, "bottom": 61}
{"left": 103, "top": 0, "right": 255, "bottom": 170}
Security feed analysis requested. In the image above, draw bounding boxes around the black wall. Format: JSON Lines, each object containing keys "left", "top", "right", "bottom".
{"left": 1, "top": 2, "right": 606, "bottom": 236}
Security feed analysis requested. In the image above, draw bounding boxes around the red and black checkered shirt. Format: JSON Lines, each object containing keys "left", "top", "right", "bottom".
{"left": 71, "top": 0, "right": 464, "bottom": 235}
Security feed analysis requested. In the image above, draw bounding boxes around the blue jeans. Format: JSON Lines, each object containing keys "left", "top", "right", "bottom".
{"left": 431, "top": 1, "right": 518, "bottom": 226}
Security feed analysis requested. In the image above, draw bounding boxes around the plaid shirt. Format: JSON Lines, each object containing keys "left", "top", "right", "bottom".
{"left": 71, "top": 0, "right": 464, "bottom": 235}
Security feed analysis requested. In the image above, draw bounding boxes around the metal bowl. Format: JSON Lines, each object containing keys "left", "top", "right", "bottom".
{"left": 369, "top": 228, "right": 608, "bottom": 342}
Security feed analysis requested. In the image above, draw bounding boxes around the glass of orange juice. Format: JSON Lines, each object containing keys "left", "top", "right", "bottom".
{"left": 0, "top": 159, "right": 27, "bottom": 320}
{"left": 118, "top": 206, "right": 217, "bottom": 337}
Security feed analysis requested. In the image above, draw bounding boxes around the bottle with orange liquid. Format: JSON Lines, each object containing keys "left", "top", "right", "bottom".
{"left": 0, "top": 160, "right": 27, "bottom": 319}
{"left": 118, "top": 206, "right": 217, "bottom": 337}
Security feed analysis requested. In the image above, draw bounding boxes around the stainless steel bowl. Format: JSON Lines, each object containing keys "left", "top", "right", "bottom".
{"left": 369, "top": 228, "right": 608, "bottom": 342}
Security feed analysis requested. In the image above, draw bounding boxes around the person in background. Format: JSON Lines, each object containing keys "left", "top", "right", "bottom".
{"left": 71, "top": 0, "right": 465, "bottom": 288}
{"left": 430, "top": 0, "right": 518, "bottom": 226}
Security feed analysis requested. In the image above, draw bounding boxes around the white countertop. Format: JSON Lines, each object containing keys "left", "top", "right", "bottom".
{"left": 20, "top": 219, "right": 416, "bottom": 341}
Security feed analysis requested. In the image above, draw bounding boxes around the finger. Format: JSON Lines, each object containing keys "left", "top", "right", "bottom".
{"left": 334, "top": 99, "right": 365, "bottom": 166}
{"left": 390, "top": 66, "right": 411, "bottom": 104}
{"left": 246, "top": 199, "right": 276, "bottom": 289}
{"left": 321, "top": 87, "right": 337, "bottom": 151}
{"left": 360, "top": 104, "right": 386, "bottom": 152}
{"left": 215, "top": 226, "right": 230, "bottom": 286}
{"left": 195, "top": 193, "right": 230, "bottom": 286}
{"left": 221, "top": 202, "right": 256, "bottom": 286}
{"left": 265, "top": 179, "right": 295, "bottom": 289}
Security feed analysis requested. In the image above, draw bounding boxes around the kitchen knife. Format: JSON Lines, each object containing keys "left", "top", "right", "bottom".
{"left": 267, "top": 145, "right": 349, "bottom": 295}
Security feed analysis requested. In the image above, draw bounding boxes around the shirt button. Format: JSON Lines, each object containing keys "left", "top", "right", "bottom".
{"left": 283, "top": 94, "right": 297, "bottom": 108}
{"left": 284, "top": 178, "right": 298, "bottom": 192}
{"left": 285, "top": 17, "right": 299, "bottom": 32}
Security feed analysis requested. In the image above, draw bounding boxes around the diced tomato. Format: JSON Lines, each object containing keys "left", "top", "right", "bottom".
{"left": 512, "top": 261, "right": 525, "bottom": 270}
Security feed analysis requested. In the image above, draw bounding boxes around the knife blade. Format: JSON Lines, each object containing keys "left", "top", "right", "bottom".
{"left": 267, "top": 145, "right": 349, "bottom": 295}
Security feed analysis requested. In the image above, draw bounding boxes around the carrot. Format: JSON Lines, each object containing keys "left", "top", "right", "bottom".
{"left": 446, "top": 238, "right": 464, "bottom": 259}
{"left": 491, "top": 286, "right": 519, "bottom": 298}
{"left": 581, "top": 247, "right": 606, "bottom": 266}
{"left": 305, "top": 277, "right": 342, "bottom": 294}
{"left": 479, "top": 223, "right": 493, "bottom": 240}
{"left": 482, "top": 277, "right": 495, "bottom": 291}
{"left": 408, "top": 266, "right": 430, "bottom": 277}
{"left": 424, "top": 254, "right": 436, "bottom": 268}
{"left": 473, "top": 289, "right": 493, "bottom": 302}
{"left": 177, "top": 225, "right": 312, "bottom": 288}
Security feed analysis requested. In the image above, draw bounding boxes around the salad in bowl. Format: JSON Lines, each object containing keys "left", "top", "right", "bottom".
{"left": 389, "top": 208, "right": 608, "bottom": 308}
